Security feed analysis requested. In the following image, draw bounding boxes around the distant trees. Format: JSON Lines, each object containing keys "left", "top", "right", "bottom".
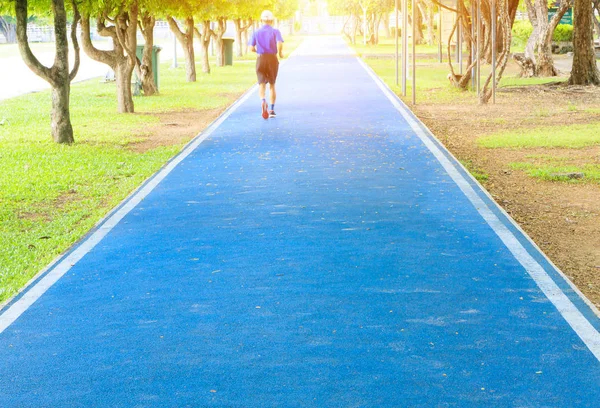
{"left": 9, "top": 0, "right": 300, "bottom": 142}
{"left": 329, "top": 0, "right": 393, "bottom": 45}
{"left": 0, "top": 16, "right": 17, "bottom": 43}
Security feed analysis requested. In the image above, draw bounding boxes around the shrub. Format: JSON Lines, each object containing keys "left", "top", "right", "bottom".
{"left": 512, "top": 20, "right": 533, "bottom": 44}
{"left": 512, "top": 20, "right": 533, "bottom": 50}
{"left": 552, "top": 24, "right": 573, "bottom": 42}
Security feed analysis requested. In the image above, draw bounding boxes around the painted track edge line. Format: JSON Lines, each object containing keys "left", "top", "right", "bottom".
{"left": 354, "top": 59, "right": 600, "bottom": 321}
{"left": 0, "top": 83, "right": 258, "bottom": 333}
{"left": 355, "top": 56, "right": 600, "bottom": 362}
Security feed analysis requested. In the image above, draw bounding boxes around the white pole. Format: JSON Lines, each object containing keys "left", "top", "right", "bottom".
{"left": 396, "top": 0, "right": 399, "bottom": 86}
{"left": 438, "top": 5, "right": 442, "bottom": 63}
{"left": 492, "top": 0, "right": 497, "bottom": 103}
{"left": 402, "top": 0, "right": 408, "bottom": 96}
{"left": 363, "top": 9, "right": 367, "bottom": 45}
{"left": 455, "top": 0, "right": 460, "bottom": 65}
{"left": 471, "top": 1, "right": 476, "bottom": 89}
{"left": 412, "top": 0, "right": 416, "bottom": 104}
{"left": 476, "top": 0, "right": 481, "bottom": 98}
{"left": 458, "top": 4, "right": 463, "bottom": 74}
{"left": 172, "top": 31, "right": 178, "bottom": 68}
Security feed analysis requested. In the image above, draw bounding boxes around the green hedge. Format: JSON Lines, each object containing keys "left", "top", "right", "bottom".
{"left": 553, "top": 24, "right": 573, "bottom": 42}
{"left": 511, "top": 20, "right": 573, "bottom": 45}
{"left": 512, "top": 20, "right": 533, "bottom": 45}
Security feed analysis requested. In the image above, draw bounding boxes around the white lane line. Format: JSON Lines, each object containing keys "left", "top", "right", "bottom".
{"left": 0, "top": 83, "right": 258, "bottom": 334}
{"left": 355, "top": 56, "right": 600, "bottom": 362}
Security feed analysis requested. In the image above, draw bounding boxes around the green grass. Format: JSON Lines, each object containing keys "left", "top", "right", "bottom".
{"left": 509, "top": 162, "right": 600, "bottom": 182}
{"left": 0, "top": 37, "right": 304, "bottom": 303}
{"left": 478, "top": 123, "right": 600, "bottom": 148}
{"left": 499, "top": 76, "right": 566, "bottom": 87}
{"left": 461, "top": 160, "right": 489, "bottom": 182}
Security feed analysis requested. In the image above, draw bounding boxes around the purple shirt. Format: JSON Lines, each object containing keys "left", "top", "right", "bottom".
{"left": 249, "top": 25, "right": 284, "bottom": 55}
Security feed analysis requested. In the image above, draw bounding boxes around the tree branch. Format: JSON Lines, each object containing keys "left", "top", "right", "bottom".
{"left": 80, "top": 13, "right": 116, "bottom": 67}
{"left": 69, "top": 0, "right": 81, "bottom": 81}
{"left": 15, "top": 0, "right": 52, "bottom": 82}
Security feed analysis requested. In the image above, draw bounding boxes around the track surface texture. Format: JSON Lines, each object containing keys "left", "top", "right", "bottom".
{"left": 2, "top": 37, "right": 600, "bottom": 407}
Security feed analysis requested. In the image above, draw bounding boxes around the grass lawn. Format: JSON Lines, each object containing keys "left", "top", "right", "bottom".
{"left": 0, "top": 36, "right": 304, "bottom": 303}
{"left": 509, "top": 161, "right": 600, "bottom": 182}
{"left": 479, "top": 123, "right": 600, "bottom": 149}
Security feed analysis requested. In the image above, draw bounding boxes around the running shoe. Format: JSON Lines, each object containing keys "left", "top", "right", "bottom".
{"left": 261, "top": 100, "right": 268, "bottom": 119}
{"left": 269, "top": 110, "right": 276, "bottom": 118}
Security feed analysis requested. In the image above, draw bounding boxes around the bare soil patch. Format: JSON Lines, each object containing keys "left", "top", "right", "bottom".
{"left": 412, "top": 83, "right": 600, "bottom": 306}
{"left": 127, "top": 107, "right": 226, "bottom": 153}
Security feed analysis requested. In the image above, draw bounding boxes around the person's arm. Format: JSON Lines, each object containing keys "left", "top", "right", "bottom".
{"left": 276, "top": 30, "right": 284, "bottom": 59}
{"left": 249, "top": 33, "right": 257, "bottom": 53}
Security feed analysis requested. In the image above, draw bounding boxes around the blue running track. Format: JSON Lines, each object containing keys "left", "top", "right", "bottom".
{"left": 2, "top": 37, "right": 600, "bottom": 407}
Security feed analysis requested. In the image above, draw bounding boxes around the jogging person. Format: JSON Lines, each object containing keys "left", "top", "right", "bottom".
{"left": 248, "top": 10, "right": 284, "bottom": 119}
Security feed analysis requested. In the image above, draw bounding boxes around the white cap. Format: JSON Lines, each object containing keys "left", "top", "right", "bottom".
{"left": 261, "top": 10, "right": 275, "bottom": 21}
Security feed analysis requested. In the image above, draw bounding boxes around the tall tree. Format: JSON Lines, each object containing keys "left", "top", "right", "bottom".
{"left": 166, "top": 15, "right": 196, "bottom": 81}
{"left": 524, "top": 0, "right": 572, "bottom": 76}
{"left": 80, "top": 0, "right": 139, "bottom": 113}
{"left": 569, "top": 0, "right": 600, "bottom": 84}
{"left": 13, "top": 0, "right": 81, "bottom": 144}
{"left": 194, "top": 20, "right": 211, "bottom": 73}
{"left": 137, "top": 0, "right": 160, "bottom": 95}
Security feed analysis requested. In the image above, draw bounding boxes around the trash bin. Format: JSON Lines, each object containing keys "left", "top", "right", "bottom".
{"left": 223, "top": 38, "right": 234, "bottom": 66}
{"left": 135, "top": 45, "right": 161, "bottom": 90}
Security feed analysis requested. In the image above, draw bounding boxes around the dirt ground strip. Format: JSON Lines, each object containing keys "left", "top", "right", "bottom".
{"left": 412, "top": 83, "right": 600, "bottom": 307}
{"left": 127, "top": 108, "right": 226, "bottom": 153}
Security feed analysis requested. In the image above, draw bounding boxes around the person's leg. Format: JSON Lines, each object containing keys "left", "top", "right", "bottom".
{"left": 269, "top": 83, "right": 276, "bottom": 106}
{"left": 257, "top": 56, "right": 269, "bottom": 119}
{"left": 259, "top": 83, "right": 266, "bottom": 100}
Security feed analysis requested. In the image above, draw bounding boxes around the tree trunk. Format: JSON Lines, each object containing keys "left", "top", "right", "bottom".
{"left": 167, "top": 16, "right": 196, "bottom": 82}
{"left": 428, "top": 3, "right": 435, "bottom": 45}
{"left": 362, "top": 7, "right": 367, "bottom": 44}
{"left": 182, "top": 36, "right": 196, "bottom": 81}
{"left": 115, "top": 59, "right": 134, "bottom": 113}
{"left": 535, "top": 0, "right": 571, "bottom": 76}
{"left": 383, "top": 12, "right": 391, "bottom": 38}
{"left": 569, "top": 0, "right": 600, "bottom": 84}
{"left": 15, "top": 0, "right": 79, "bottom": 144}
{"left": 594, "top": 0, "right": 600, "bottom": 39}
{"left": 374, "top": 13, "right": 382, "bottom": 44}
{"left": 414, "top": 1, "right": 425, "bottom": 44}
{"left": 352, "top": 13, "right": 358, "bottom": 44}
{"left": 234, "top": 19, "right": 243, "bottom": 57}
{"left": 81, "top": 3, "right": 137, "bottom": 113}
{"left": 523, "top": 0, "right": 538, "bottom": 63}
{"left": 536, "top": 40, "right": 557, "bottom": 76}
{"left": 51, "top": 82, "right": 74, "bottom": 143}
{"left": 243, "top": 20, "right": 250, "bottom": 54}
{"left": 195, "top": 23, "right": 211, "bottom": 74}
{"left": 138, "top": 14, "right": 158, "bottom": 96}
{"left": 213, "top": 18, "right": 227, "bottom": 67}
